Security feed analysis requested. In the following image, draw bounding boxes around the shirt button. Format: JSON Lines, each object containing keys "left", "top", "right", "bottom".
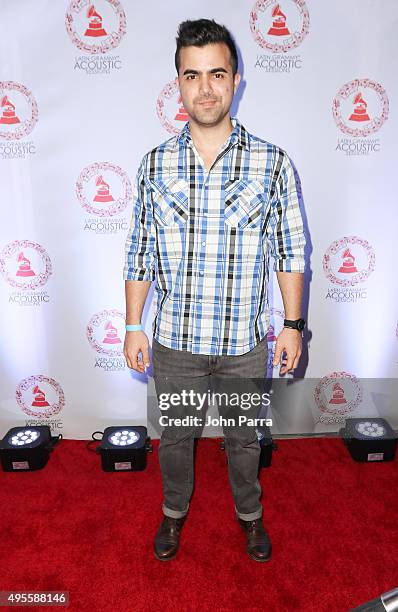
{"left": 199, "top": 271, "right": 204, "bottom": 276}
{"left": 201, "top": 241, "right": 206, "bottom": 246}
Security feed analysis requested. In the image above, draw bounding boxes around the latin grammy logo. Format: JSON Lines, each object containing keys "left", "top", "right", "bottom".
{"left": 93, "top": 176, "right": 115, "bottom": 203}
{"left": 267, "top": 325, "right": 277, "bottom": 342}
{"left": 267, "top": 4, "right": 290, "bottom": 36}
{"left": 0, "top": 95, "right": 21, "bottom": 124}
{"left": 31, "top": 385, "right": 50, "bottom": 408}
{"left": 174, "top": 96, "right": 189, "bottom": 123}
{"left": 16, "top": 252, "right": 35, "bottom": 277}
{"left": 338, "top": 249, "right": 358, "bottom": 274}
{"left": 329, "top": 383, "right": 347, "bottom": 405}
{"left": 103, "top": 321, "right": 122, "bottom": 345}
{"left": 349, "top": 92, "right": 370, "bottom": 122}
{"left": 84, "top": 4, "right": 107, "bottom": 37}
{"left": 175, "top": 95, "right": 189, "bottom": 122}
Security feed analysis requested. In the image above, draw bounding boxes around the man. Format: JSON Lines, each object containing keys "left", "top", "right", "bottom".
{"left": 123, "top": 19, "right": 306, "bottom": 562}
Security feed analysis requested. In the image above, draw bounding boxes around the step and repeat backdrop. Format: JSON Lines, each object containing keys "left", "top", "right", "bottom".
{"left": 0, "top": 0, "right": 397, "bottom": 440}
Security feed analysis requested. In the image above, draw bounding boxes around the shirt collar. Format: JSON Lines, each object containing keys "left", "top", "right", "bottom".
{"left": 177, "top": 117, "right": 250, "bottom": 151}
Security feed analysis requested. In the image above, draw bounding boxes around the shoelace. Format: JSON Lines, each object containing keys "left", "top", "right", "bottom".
{"left": 162, "top": 517, "right": 184, "bottom": 532}
{"left": 246, "top": 519, "right": 264, "bottom": 534}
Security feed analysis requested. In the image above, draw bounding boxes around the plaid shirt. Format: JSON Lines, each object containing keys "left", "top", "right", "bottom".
{"left": 124, "top": 117, "right": 305, "bottom": 355}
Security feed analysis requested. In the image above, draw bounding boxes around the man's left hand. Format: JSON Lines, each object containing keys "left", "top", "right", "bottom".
{"left": 272, "top": 327, "right": 302, "bottom": 375}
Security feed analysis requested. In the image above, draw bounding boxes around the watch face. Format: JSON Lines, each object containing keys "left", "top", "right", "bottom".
{"left": 297, "top": 319, "right": 305, "bottom": 331}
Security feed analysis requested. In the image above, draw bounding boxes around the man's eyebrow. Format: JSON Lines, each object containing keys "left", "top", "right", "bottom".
{"left": 209, "top": 67, "right": 228, "bottom": 74}
{"left": 182, "top": 67, "right": 229, "bottom": 76}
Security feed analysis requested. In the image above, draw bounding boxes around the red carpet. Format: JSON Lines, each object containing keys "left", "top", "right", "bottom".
{"left": 0, "top": 437, "right": 397, "bottom": 612}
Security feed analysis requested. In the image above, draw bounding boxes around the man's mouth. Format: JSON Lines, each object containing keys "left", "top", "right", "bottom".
{"left": 198, "top": 99, "right": 218, "bottom": 106}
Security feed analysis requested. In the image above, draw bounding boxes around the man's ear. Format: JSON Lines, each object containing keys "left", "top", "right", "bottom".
{"left": 233, "top": 72, "right": 241, "bottom": 94}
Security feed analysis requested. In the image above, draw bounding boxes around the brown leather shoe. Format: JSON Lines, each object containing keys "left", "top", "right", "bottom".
{"left": 154, "top": 515, "right": 186, "bottom": 561}
{"left": 238, "top": 517, "right": 272, "bottom": 562}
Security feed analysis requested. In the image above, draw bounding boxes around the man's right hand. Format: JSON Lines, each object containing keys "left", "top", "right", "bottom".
{"left": 123, "top": 330, "right": 150, "bottom": 373}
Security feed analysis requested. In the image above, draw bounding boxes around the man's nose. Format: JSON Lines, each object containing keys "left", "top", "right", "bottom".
{"left": 199, "top": 75, "right": 213, "bottom": 95}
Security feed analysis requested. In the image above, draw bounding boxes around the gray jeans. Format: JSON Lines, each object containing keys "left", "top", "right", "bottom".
{"left": 151, "top": 335, "right": 268, "bottom": 521}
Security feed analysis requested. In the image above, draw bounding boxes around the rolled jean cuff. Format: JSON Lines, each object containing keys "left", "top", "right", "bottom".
{"left": 163, "top": 502, "right": 189, "bottom": 519}
{"left": 235, "top": 505, "right": 263, "bottom": 521}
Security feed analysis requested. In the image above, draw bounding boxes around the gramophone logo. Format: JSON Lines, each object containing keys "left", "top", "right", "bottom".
{"left": 250, "top": 0, "right": 310, "bottom": 54}
{"left": 0, "top": 95, "right": 21, "bottom": 125}
{"left": 0, "top": 241, "right": 52, "bottom": 306}
{"left": 16, "top": 375, "right": 65, "bottom": 419}
{"left": 323, "top": 237, "right": 375, "bottom": 303}
{"left": 87, "top": 309, "right": 126, "bottom": 370}
{"left": 333, "top": 79, "right": 389, "bottom": 143}
{"left": 65, "top": 0, "right": 126, "bottom": 54}
{"left": 0, "top": 82, "right": 38, "bottom": 158}
{"left": 157, "top": 79, "right": 190, "bottom": 135}
{"left": 314, "top": 372, "right": 363, "bottom": 424}
{"left": 76, "top": 162, "right": 131, "bottom": 233}
{"left": 349, "top": 93, "right": 370, "bottom": 123}
{"left": 175, "top": 95, "right": 189, "bottom": 122}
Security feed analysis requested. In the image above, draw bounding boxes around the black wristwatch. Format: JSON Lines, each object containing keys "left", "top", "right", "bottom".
{"left": 283, "top": 318, "right": 306, "bottom": 332}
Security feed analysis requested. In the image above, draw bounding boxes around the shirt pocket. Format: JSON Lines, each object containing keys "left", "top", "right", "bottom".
{"left": 150, "top": 177, "right": 189, "bottom": 227}
{"left": 224, "top": 179, "right": 264, "bottom": 229}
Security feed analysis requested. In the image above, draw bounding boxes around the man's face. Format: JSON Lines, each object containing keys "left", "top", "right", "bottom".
{"left": 177, "top": 42, "right": 241, "bottom": 128}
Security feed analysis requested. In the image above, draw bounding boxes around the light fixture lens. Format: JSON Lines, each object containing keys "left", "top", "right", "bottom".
{"left": 355, "top": 421, "right": 386, "bottom": 438}
{"left": 8, "top": 429, "right": 41, "bottom": 446}
{"left": 108, "top": 429, "right": 140, "bottom": 446}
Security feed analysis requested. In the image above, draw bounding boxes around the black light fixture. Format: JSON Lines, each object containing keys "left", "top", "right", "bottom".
{"left": 340, "top": 418, "right": 397, "bottom": 462}
{"left": 92, "top": 426, "right": 152, "bottom": 471}
{"left": 220, "top": 426, "right": 276, "bottom": 469}
{"left": 0, "top": 426, "right": 62, "bottom": 472}
{"left": 256, "top": 427, "right": 275, "bottom": 468}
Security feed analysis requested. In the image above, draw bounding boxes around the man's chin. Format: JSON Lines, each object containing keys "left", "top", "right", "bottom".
{"left": 191, "top": 110, "right": 227, "bottom": 127}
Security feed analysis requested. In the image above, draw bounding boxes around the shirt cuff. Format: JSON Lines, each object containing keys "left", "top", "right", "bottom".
{"left": 123, "top": 267, "right": 155, "bottom": 281}
{"left": 273, "top": 257, "right": 306, "bottom": 273}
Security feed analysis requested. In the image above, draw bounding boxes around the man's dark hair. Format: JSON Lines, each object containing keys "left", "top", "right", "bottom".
{"left": 175, "top": 19, "right": 238, "bottom": 76}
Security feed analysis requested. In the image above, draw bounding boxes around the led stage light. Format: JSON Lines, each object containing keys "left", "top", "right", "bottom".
{"left": 340, "top": 418, "right": 397, "bottom": 462}
{"left": 220, "top": 426, "right": 275, "bottom": 469}
{"left": 0, "top": 426, "right": 62, "bottom": 471}
{"left": 92, "top": 426, "right": 152, "bottom": 471}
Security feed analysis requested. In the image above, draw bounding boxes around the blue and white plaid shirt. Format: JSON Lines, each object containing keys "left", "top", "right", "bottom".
{"left": 124, "top": 117, "right": 305, "bottom": 355}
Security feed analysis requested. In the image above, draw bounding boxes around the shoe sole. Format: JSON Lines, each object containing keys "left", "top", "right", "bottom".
{"left": 248, "top": 551, "right": 272, "bottom": 562}
{"left": 154, "top": 549, "right": 178, "bottom": 561}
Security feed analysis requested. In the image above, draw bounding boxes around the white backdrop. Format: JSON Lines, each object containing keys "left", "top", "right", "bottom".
{"left": 0, "top": 0, "right": 397, "bottom": 440}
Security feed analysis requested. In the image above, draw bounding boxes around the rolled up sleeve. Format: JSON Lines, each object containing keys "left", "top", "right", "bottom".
{"left": 123, "top": 155, "right": 157, "bottom": 281}
{"left": 265, "top": 153, "right": 306, "bottom": 273}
